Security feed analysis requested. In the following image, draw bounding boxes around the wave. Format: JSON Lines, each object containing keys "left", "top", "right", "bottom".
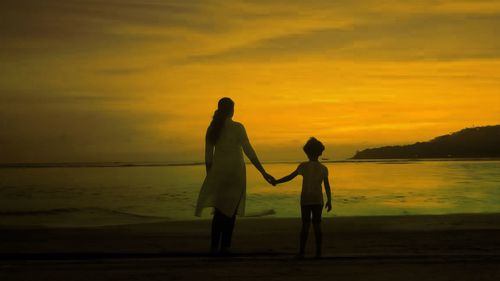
{"left": 0, "top": 207, "right": 169, "bottom": 219}
{"left": 244, "top": 209, "right": 276, "bottom": 217}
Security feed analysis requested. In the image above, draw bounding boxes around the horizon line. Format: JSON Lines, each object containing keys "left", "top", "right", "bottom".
{"left": 2, "top": 158, "right": 500, "bottom": 168}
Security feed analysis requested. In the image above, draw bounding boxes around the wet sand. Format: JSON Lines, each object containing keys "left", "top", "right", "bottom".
{"left": 1, "top": 214, "right": 500, "bottom": 280}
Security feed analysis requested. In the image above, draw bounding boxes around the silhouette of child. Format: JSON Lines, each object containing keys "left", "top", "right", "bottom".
{"left": 272, "top": 137, "right": 332, "bottom": 258}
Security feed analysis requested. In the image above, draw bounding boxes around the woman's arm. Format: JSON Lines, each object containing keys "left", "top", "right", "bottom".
{"left": 274, "top": 170, "right": 299, "bottom": 185}
{"left": 243, "top": 142, "right": 264, "bottom": 173}
{"left": 240, "top": 124, "right": 274, "bottom": 184}
{"left": 245, "top": 146, "right": 275, "bottom": 184}
{"left": 205, "top": 130, "right": 214, "bottom": 174}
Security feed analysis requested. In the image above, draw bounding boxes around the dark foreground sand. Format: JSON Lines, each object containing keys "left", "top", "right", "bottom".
{"left": 1, "top": 214, "right": 500, "bottom": 280}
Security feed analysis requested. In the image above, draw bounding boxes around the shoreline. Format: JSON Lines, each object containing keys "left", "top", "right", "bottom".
{"left": 0, "top": 212, "right": 500, "bottom": 230}
{"left": 2, "top": 212, "right": 500, "bottom": 229}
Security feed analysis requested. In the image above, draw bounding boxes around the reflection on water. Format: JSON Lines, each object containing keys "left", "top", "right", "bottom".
{"left": 0, "top": 160, "right": 499, "bottom": 226}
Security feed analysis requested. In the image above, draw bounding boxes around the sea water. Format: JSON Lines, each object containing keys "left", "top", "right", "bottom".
{"left": 1, "top": 160, "right": 499, "bottom": 227}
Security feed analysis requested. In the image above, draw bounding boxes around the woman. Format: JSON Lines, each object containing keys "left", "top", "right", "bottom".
{"left": 195, "top": 97, "right": 274, "bottom": 255}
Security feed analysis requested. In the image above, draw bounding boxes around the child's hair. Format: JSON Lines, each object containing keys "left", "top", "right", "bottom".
{"left": 303, "top": 137, "right": 325, "bottom": 159}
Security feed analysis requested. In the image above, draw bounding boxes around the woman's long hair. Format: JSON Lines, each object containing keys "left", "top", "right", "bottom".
{"left": 207, "top": 97, "right": 234, "bottom": 144}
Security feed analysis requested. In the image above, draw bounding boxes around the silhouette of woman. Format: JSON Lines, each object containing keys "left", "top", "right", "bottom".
{"left": 195, "top": 97, "right": 274, "bottom": 255}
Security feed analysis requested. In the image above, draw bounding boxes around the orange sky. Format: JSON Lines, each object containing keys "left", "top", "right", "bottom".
{"left": 1, "top": 0, "right": 500, "bottom": 162}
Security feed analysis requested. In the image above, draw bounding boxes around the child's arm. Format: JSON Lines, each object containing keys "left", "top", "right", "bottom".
{"left": 274, "top": 170, "right": 299, "bottom": 185}
{"left": 324, "top": 175, "right": 332, "bottom": 212}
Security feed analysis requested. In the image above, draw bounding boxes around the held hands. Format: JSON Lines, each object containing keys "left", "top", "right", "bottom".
{"left": 325, "top": 200, "right": 332, "bottom": 212}
{"left": 262, "top": 172, "right": 276, "bottom": 186}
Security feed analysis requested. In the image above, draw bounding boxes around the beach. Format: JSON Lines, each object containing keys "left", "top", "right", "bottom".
{"left": 1, "top": 214, "right": 500, "bottom": 280}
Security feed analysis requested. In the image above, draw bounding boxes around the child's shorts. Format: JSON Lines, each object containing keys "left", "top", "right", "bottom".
{"left": 300, "top": 204, "right": 323, "bottom": 223}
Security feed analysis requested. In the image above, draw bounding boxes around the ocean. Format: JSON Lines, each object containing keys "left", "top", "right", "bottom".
{"left": 1, "top": 160, "right": 499, "bottom": 227}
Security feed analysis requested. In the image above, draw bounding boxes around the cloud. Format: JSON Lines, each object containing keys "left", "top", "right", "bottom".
{"left": 0, "top": 90, "right": 129, "bottom": 104}
{"left": 94, "top": 66, "right": 152, "bottom": 76}
{"left": 180, "top": 13, "right": 500, "bottom": 63}
{"left": 0, "top": 95, "right": 178, "bottom": 163}
{"left": 3, "top": 0, "right": 500, "bottom": 61}
{"left": 0, "top": 0, "right": 215, "bottom": 59}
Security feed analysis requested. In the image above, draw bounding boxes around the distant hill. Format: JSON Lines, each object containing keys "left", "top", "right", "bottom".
{"left": 352, "top": 125, "right": 500, "bottom": 159}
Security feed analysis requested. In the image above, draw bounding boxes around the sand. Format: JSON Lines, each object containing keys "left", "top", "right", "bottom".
{"left": 1, "top": 214, "right": 500, "bottom": 280}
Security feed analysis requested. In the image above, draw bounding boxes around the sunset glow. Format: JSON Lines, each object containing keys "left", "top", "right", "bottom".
{"left": 2, "top": 0, "right": 500, "bottom": 162}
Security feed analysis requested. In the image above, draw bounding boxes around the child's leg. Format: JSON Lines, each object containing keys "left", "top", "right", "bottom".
{"left": 299, "top": 222, "right": 310, "bottom": 255}
{"left": 311, "top": 205, "right": 323, "bottom": 257}
{"left": 299, "top": 205, "right": 312, "bottom": 256}
{"left": 312, "top": 222, "right": 322, "bottom": 257}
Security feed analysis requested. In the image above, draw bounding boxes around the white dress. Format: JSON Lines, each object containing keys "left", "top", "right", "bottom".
{"left": 195, "top": 119, "right": 256, "bottom": 217}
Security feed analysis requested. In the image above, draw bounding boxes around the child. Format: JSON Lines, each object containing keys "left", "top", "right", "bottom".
{"left": 273, "top": 137, "right": 332, "bottom": 258}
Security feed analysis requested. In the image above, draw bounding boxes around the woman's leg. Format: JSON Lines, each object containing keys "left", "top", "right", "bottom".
{"left": 221, "top": 200, "right": 240, "bottom": 252}
{"left": 311, "top": 205, "right": 323, "bottom": 257}
{"left": 211, "top": 209, "right": 224, "bottom": 252}
{"left": 299, "top": 205, "right": 312, "bottom": 256}
{"left": 221, "top": 213, "right": 236, "bottom": 251}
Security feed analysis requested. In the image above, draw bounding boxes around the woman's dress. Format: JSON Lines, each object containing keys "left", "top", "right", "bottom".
{"left": 195, "top": 119, "right": 256, "bottom": 217}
